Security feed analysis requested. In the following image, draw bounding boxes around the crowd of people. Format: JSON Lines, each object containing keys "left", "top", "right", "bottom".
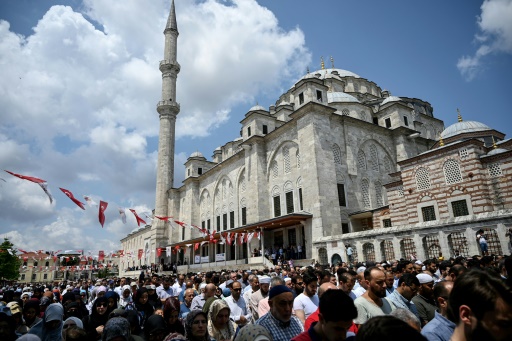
{"left": 1, "top": 253, "right": 511, "bottom": 341}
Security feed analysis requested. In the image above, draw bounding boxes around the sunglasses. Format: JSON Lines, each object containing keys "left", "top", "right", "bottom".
{"left": 232, "top": 288, "right": 242, "bottom": 291}
{"left": 97, "top": 303, "right": 107, "bottom": 308}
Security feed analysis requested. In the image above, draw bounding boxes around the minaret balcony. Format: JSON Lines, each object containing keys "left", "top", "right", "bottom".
{"left": 157, "top": 100, "right": 180, "bottom": 115}
{"left": 159, "top": 60, "right": 181, "bottom": 73}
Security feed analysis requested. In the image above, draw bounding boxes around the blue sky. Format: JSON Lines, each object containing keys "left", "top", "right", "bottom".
{"left": 1, "top": 0, "right": 511, "bottom": 254}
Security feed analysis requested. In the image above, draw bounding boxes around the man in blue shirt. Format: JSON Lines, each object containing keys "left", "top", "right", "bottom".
{"left": 421, "top": 281, "right": 455, "bottom": 341}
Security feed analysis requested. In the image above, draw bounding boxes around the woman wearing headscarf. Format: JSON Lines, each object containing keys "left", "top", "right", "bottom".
{"left": 163, "top": 297, "right": 185, "bottom": 335}
{"left": 82, "top": 296, "right": 109, "bottom": 340}
{"left": 28, "top": 303, "right": 64, "bottom": 341}
{"left": 104, "top": 290, "right": 120, "bottom": 315}
{"left": 61, "top": 316, "right": 83, "bottom": 340}
{"left": 171, "top": 310, "right": 209, "bottom": 341}
{"left": 233, "top": 325, "right": 273, "bottom": 341}
{"left": 134, "top": 287, "right": 154, "bottom": 330}
{"left": 144, "top": 314, "right": 168, "bottom": 341}
{"left": 23, "top": 299, "right": 42, "bottom": 330}
{"left": 207, "top": 299, "right": 237, "bottom": 341}
{"left": 119, "top": 285, "right": 133, "bottom": 308}
{"left": 102, "top": 317, "right": 132, "bottom": 341}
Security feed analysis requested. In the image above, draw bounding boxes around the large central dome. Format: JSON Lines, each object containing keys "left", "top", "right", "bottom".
{"left": 301, "top": 68, "right": 361, "bottom": 81}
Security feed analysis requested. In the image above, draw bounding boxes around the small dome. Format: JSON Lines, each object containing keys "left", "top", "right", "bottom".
{"left": 380, "top": 96, "right": 401, "bottom": 106}
{"left": 277, "top": 100, "right": 290, "bottom": 106}
{"left": 441, "top": 121, "right": 492, "bottom": 139}
{"left": 327, "top": 91, "right": 360, "bottom": 103}
{"left": 487, "top": 148, "right": 508, "bottom": 156}
{"left": 214, "top": 146, "right": 221, "bottom": 151}
{"left": 249, "top": 104, "right": 266, "bottom": 112}
{"left": 190, "top": 151, "right": 204, "bottom": 158}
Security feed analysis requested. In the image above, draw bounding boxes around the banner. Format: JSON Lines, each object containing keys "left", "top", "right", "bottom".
{"left": 194, "top": 255, "right": 201, "bottom": 264}
{"left": 201, "top": 256, "right": 209, "bottom": 263}
{"left": 215, "top": 253, "right": 225, "bottom": 261}
{"left": 138, "top": 249, "right": 143, "bottom": 260}
{"left": 98, "top": 251, "right": 105, "bottom": 262}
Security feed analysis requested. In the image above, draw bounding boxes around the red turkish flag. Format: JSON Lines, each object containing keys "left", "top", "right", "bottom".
{"left": 130, "top": 209, "right": 147, "bottom": 226}
{"left": 4, "top": 170, "right": 46, "bottom": 183}
{"left": 138, "top": 249, "right": 143, "bottom": 260}
{"left": 156, "top": 248, "right": 162, "bottom": 257}
{"left": 99, "top": 201, "right": 108, "bottom": 227}
{"left": 194, "top": 243, "right": 199, "bottom": 251}
{"left": 59, "top": 188, "right": 85, "bottom": 210}
{"left": 155, "top": 216, "right": 172, "bottom": 221}
{"left": 209, "top": 230, "right": 216, "bottom": 242}
{"left": 98, "top": 251, "right": 104, "bottom": 262}
{"left": 174, "top": 220, "right": 186, "bottom": 227}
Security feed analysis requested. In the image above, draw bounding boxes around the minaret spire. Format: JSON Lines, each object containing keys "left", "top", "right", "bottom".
{"left": 154, "top": 0, "right": 181, "bottom": 260}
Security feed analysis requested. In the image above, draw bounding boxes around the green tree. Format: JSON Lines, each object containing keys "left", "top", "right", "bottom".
{"left": 0, "top": 238, "right": 21, "bottom": 281}
{"left": 96, "top": 267, "right": 111, "bottom": 279}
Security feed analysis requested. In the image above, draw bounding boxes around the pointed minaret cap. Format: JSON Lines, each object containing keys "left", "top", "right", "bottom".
{"left": 166, "top": 0, "right": 178, "bottom": 32}
{"left": 439, "top": 133, "right": 444, "bottom": 147}
{"left": 457, "top": 108, "right": 463, "bottom": 122}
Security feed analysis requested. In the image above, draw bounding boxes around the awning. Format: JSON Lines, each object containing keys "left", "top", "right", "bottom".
{"left": 167, "top": 212, "right": 313, "bottom": 248}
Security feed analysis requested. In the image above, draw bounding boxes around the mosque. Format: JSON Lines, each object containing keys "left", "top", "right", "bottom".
{"left": 120, "top": 1, "right": 512, "bottom": 275}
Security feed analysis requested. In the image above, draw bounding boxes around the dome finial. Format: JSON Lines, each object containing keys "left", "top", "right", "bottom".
{"left": 306, "top": 66, "right": 310, "bottom": 74}
{"left": 330, "top": 56, "right": 335, "bottom": 69}
{"left": 457, "top": 108, "right": 463, "bottom": 122}
{"left": 320, "top": 56, "right": 325, "bottom": 70}
{"left": 439, "top": 133, "right": 444, "bottom": 147}
{"left": 492, "top": 136, "right": 497, "bottom": 149}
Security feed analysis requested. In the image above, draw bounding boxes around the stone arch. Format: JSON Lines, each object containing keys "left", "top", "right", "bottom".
{"left": 266, "top": 140, "right": 300, "bottom": 178}
{"left": 331, "top": 253, "right": 342, "bottom": 265}
{"left": 283, "top": 181, "right": 293, "bottom": 192}
{"left": 423, "top": 235, "right": 441, "bottom": 259}
{"left": 296, "top": 176, "right": 302, "bottom": 188}
{"left": 358, "top": 139, "right": 396, "bottom": 171}
{"left": 363, "top": 242, "right": 376, "bottom": 262}
{"left": 380, "top": 240, "right": 395, "bottom": 261}
{"left": 272, "top": 185, "right": 280, "bottom": 197}
{"left": 400, "top": 238, "right": 416, "bottom": 260}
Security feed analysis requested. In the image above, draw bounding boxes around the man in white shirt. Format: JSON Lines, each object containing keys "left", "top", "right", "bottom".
{"left": 172, "top": 274, "right": 185, "bottom": 297}
{"left": 293, "top": 271, "right": 319, "bottom": 325}
{"left": 225, "top": 280, "right": 252, "bottom": 328}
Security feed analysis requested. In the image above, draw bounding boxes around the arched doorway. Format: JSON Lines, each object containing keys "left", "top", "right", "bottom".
{"left": 331, "top": 253, "right": 342, "bottom": 266}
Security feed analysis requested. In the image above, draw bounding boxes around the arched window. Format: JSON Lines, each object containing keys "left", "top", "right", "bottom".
{"left": 332, "top": 144, "right": 342, "bottom": 164}
{"left": 443, "top": 159, "right": 463, "bottom": 185}
{"left": 370, "top": 145, "right": 379, "bottom": 171}
{"left": 318, "top": 248, "right": 328, "bottom": 265}
{"left": 375, "top": 181, "right": 383, "bottom": 207}
{"left": 415, "top": 167, "right": 431, "bottom": 191}
{"left": 283, "top": 147, "right": 291, "bottom": 174}
{"left": 357, "top": 150, "right": 367, "bottom": 171}
{"left": 362, "top": 179, "right": 371, "bottom": 208}
{"left": 272, "top": 160, "right": 279, "bottom": 179}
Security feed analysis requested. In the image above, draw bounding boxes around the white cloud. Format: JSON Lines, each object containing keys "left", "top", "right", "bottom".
{"left": 457, "top": 0, "right": 512, "bottom": 80}
{"left": 0, "top": 0, "right": 309, "bottom": 252}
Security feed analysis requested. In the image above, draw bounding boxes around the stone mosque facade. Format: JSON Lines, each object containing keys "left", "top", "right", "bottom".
{"left": 120, "top": 2, "right": 512, "bottom": 274}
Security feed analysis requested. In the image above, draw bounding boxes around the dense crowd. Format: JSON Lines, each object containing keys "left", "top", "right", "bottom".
{"left": 1, "top": 254, "right": 511, "bottom": 341}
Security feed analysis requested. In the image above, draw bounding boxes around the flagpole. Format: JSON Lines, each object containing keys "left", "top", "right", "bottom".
{"left": 261, "top": 227, "right": 265, "bottom": 267}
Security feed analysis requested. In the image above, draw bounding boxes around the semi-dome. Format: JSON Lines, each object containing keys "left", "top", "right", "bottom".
{"left": 301, "top": 68, "right": 361, "bottom": 81}
{"left": 190, "top": 151, "right": 204, "bottom": 158}
{"left": 249, "top": 104, "right": 266, "bottom": 112}
{"left": 441, "top": 121, "right": 492, "bottom": 139}
{"left": 327, "top": 91, "right": 360, "bottom": 103}
{"left": 487, "top": 148, "right": 508, "bottom": 156}
{"left": 380, "top": 96, "right": 401, "bottom": 106}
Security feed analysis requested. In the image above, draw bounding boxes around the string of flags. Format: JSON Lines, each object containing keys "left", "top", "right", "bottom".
{"left": 4, "top": 170, "right": 262, "bottom": 258}
{"left": 4, "top": 170, "right": 148, "bottom": 228}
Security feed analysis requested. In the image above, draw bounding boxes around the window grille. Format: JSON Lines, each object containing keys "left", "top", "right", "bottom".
{"left": 363, "top": 243, "right": 376, "bottom": 262}
{"left": 383, "top": 219, "right": 392, "bottom": 228}
{"left": 318, "top": 248, "right": 328, "bottom": 265}
{"left": 400, "top": 238, "right": 416, "bottom": 259}
{"left": 241, "top": 207, "right": 247, "bottom": 225}
{"left": 423, "top": 235, "right": 441, "bottom": 259}
{"left": 416, "top": 167, "right": 431, "bottom": 191}
{"left": 362, "top": 179, "right": 371, "bottom": 208}
{"left": 459, "top": 148, "right": 468, "bottom": 160}
{"left": 444, "top": 159, "right": 463, "bottom": 185}
{"left": 482, "top": 228, "right": 501, "bottom": 255}
{"left": 272, "top": 161, "right": 279, "bottom": 179}
{"left": 284, "top": 147, "right": 291, "bottom": 174}
{"left": 451, "top": 200, "right": 469, "bottom": 217}
{"left": 448, "top": 232, "right": 469, "bottom": 257}
{"left": 370, "top": 145, "right": 379, "bottom": 171}
{"left": 381, "top": 240, "right": 395, "bottom": 261}
{"left": 342, "top": 109, "right": 350, "bottom": 116}
{"left": 375, "top": 182, "right": 383, "bottom": 207}
{"left": 273, "top": 196, "right": 281, "bottom": 217}
{"left": 222, "top": 213, "right": 227, "bottom": 231}
{"left": 358, "top": 151, "right": 367, "bottom": 171}
{"left": 488, "top": 163, "right": 502, "bottom": 177}
{"left": 296, "top": 151, "right": 301, "bottom": 169}
{"left": 285, "top": 191, "right": 294, "bottom": 214}
{"left": 333, "top": 144, "right": 342, "bottom": 164}
{"left": 383, "top": 157, "right": 391, "bottom": 173}
{"left": 351, "top": 246, "right": 358, "bottom": 263}
{"left": 397, "top": 186, "right": 404, "bottom": 197}
{"left": 421, "top": 205, "right": 436, "bottom": 221}
{"left": 216, "top": 216, "right": 221, "bottom": 230}
{"left": 240, "top": 175, "right": 246, "bottom": 192}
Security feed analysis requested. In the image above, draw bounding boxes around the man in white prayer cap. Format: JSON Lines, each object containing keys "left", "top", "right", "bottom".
{"left": 250, "top": 275, "right": 271, "bottom": 322}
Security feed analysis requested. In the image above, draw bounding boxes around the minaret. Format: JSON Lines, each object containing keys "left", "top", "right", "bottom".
{"left": 153, "top": 0, "right": 180, "bottom": 262}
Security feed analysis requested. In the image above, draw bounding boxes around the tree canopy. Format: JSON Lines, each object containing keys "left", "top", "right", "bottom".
{"left": 0, "top": 238, "right": 21, "bottom": 281}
